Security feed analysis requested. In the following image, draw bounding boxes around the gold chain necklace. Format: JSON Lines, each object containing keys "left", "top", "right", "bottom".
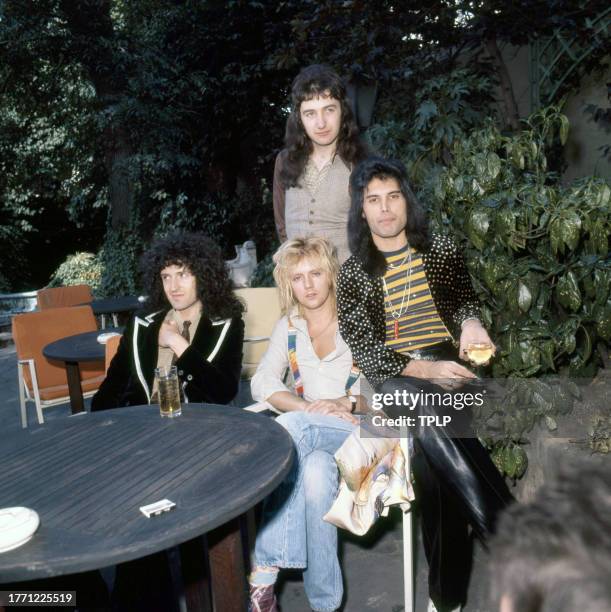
{"left": 382, "top": 246, "right": 413, "bottom": 340}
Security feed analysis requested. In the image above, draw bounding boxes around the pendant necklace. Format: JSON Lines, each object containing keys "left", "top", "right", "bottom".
{"left": 382, "top": 245, "right": 413, "bottom": 340}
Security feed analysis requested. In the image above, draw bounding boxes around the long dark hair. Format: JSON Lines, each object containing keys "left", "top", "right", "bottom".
{"left": 140, "top": 232, "right": 244, "bottom": 319}
{"left": 347, "top": 156, "right": 431, "bottom": 277}
{"left": 280, "top": 64, "right": 367, "bottom": 188}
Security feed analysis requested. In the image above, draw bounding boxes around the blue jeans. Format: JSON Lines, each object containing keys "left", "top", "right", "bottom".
{"left": 254, "top": 411, "right": 356, "bottom": 612}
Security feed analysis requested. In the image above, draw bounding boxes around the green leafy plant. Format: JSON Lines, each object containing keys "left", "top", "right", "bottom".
{"left": 374, "top": 97, "right": 610, "bottom": 473}
{"left": 250, "top": 253, "right": 276, "bottom": 288}
{"left": 476, "top": 376, "right": 580, "bottom": 469}
{"left": 430, "top": 104, "right": 609, "bottom": 380}
{"left": 48, "top": 252, "right": 104, "bottom": 295}
{"left": 368, "top": 68, "right": 495, "bottom": 184}
{"left": 589, "top": 413, "right": 611, "bottom": 454}
{"left": 489, "top": 440, "right": 529, "bottom": 482}
{"left": 98, "top": 223, "right": 141, "bottom": 298}
{"left": 152, "top": 180, "right": 276, "bottom": 260}
{"left": 427, "top": 104, "right": 609, "bottom": 465}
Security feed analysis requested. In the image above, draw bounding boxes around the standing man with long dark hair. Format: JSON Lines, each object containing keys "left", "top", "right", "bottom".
{"left": 273, "top": 64, "right": 367, "bottom": 263}
{"left": 337, "top": 156, "right": 514, "bottom": 612}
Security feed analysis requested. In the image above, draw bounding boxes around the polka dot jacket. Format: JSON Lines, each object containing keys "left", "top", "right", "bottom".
{"left": 337, "top": 233, "right": 481, "bottom": 387}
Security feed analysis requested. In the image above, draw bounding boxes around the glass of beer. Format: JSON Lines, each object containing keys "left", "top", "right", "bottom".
{"left": 466, "top": 342, "right": 494, "bottom": 366}
{"left": 154, "top": 365, "right": 182, "bottom": 418}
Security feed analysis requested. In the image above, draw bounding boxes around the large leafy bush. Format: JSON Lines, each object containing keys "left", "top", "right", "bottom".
{"left": 48, "top": 252, "right": 104, "bottom": 295}
{"left": 430, "top": 105, "right": 609, "bottom": 378}
{"left": 373, "top": 84, "right": 609, "bottom": 472}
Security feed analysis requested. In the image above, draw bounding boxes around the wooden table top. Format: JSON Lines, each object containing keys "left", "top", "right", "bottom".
{"left": 0, "top": 405, "right": 293, "bottom": 582}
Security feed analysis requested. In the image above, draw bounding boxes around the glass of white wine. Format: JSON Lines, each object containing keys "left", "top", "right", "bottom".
{"left": 466, "top": 342, "right": 494, "bottom": 366}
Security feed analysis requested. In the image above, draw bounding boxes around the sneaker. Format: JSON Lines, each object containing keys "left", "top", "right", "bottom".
{"left": 248, "top": 583, "right": 278, "bottom": 612}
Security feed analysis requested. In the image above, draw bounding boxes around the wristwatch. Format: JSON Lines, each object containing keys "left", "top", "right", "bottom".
{"left": 347, "top": 395, "right": 357, "bottom": 413}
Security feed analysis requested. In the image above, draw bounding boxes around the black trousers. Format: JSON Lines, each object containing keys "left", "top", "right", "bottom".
{"left": 378, "top": 371, "right": 514, "bottom": 611}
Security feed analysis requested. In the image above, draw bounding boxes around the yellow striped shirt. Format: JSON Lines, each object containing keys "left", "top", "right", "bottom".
{"left": 383, "top": 246, "right": 451, "bottom": 354}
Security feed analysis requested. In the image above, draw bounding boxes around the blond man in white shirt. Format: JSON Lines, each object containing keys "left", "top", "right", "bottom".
{"left": 249, "top": 237, "right": 365, "bottom": 612}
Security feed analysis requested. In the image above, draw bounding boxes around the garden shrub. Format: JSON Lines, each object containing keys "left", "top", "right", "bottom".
{"left": 151, "top": 180, "right": 277, "bottom": 260}
{"left": 373, "top": 94, "right": 610, "bottom": 470}
{"left": 428, "top": 105, "right": 609, "bottom": 461}
{"left": 368, "top": 68, "right": 495, "bottom": 186}
{"left": 250, "top": 253, "right": 276, "bottom": 288}
{"left": 98, "top": 224, "right": 141, "bottom": 298}
{"left": 430, "top": 105, "right": 609, "bottom": 379}
{"left": 48, "top": 252, "right": 103, "bottom": 295}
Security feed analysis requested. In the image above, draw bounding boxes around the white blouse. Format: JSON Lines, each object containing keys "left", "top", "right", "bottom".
{"left": 250, "top": 313, "right": 360, "bottom": 403}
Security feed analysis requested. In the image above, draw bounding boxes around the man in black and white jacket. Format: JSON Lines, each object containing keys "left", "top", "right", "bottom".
{"left": 90, "top": 232, "right": 244, "bottom": 611}
{"left": 338, "top": 156, "right": 513, "bottom": 612}
{"left": 92, "top": 231, "right": 244, "bottom": 411}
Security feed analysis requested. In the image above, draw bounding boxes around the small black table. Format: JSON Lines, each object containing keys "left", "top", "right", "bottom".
{"left": 0, "top": 405, "right": 294, "bottom": 610}
{"left": 87, "top": 296, "right": 143, "bottom": 328}
{"left": 42, "top": 329, "right": 122, "bottom": 414}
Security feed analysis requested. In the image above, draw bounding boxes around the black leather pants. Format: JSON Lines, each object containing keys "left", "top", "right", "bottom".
{"left": 378, "top": 353, "right": 514, "bottom": 611}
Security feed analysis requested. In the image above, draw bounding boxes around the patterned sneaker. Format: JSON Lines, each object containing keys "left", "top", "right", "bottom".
{"left": 248, "top": 583, "right": 278, "bottom": 612}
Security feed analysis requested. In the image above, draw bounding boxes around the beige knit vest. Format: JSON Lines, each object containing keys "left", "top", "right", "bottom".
{"left": 285, "top": 157, "right": 351, "bottom": 264}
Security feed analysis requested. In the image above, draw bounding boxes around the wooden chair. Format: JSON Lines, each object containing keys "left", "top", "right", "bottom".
{"left": 234, "top": 287, "right": 281, "bottom": 379}
{"left": 105, "top": 334, "right": 122, "bottom": 374}
{"left": 12, "top": 305, "right": 105, "bottom": 427}
{"left": 36, "top": 284, "right": 92, "bottom": 310}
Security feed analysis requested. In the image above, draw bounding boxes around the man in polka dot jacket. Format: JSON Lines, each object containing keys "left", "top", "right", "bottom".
{"left": 337, "top": 156, "right": 514, "bottom": 612}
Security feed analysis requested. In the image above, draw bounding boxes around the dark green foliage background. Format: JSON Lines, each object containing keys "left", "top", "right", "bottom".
{"left": 1, "top": 1, "right": 608, "bottom": 294}
{"left": 1, "top": 1, "right": 609, "bottom": 461}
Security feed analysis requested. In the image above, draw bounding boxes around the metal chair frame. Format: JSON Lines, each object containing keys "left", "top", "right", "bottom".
{"left": 17, "top": 358, "right": 97, "bottom": 428}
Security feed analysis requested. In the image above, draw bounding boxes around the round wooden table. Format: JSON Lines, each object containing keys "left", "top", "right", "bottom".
{"left": 42, "top": 329, "right": 121, "bottom": 414}
{"left": 0, "top": 405, "right": 294, "bottom": 610}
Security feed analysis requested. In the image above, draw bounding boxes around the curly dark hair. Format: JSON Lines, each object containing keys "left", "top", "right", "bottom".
{"left": 140, "top": 232, "right": 243, "bottom": 319}
{"left": 280, "top": 64, "right": 367, "bottom": 188}
{"left": 348, "top": 156, "right": 431, "bottom": 277}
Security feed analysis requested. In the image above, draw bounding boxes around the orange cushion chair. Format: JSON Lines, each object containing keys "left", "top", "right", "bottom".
{"left": 37, "top": 284, "right": 93, "bottom": 310}
{"left": 12, "top": 305, "right": 105, "bottom": 427}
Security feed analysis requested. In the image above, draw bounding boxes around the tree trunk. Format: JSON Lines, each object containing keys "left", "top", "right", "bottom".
{"left": 485, "top": 36, "right": 520, "bottom": 132}
{"left": 61, "top": 0, "right": 134, "bottom": 229}
{"left": 104, "top": 125, "right": 133, "bottom": 229}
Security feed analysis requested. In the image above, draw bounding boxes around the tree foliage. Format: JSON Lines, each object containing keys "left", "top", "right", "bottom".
{"left": 0, "top": 0, "right": 289, "bottom": 289}
{"left": 430, "top": 105, "right": 610, "bottom": 380}
{"left": 0, "top": 1, "right": 608, "bottom": 292}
